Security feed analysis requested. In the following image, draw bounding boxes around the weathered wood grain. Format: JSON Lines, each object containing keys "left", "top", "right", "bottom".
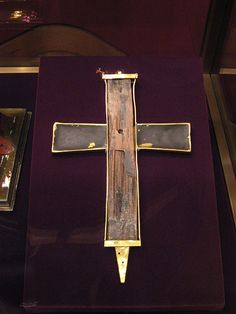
{"left": 106, "top": 79, "right": 138, "bottom": 240}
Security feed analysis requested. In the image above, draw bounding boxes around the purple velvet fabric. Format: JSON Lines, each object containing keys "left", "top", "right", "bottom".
{"left": 23, "top": 57, "right": 224, "bottom": 311}
{"left": 220, "top": 75, "right": 236, "bottom": 124}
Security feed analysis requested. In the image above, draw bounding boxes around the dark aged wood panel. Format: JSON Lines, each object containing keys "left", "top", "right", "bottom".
{"left": 52, "top": 123, "right": 106, "bottom": 152}
{"left": 106, "top": 79, "right": 138, "bottom": 240}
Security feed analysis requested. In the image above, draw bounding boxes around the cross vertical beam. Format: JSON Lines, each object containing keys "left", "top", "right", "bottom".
{"left": 103, "top": 73, "right": 140, "bottom": 283}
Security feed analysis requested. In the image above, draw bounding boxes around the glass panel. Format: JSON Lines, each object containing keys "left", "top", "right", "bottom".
{"left": 220, "top": 1, "right": 236, "bottom": 68}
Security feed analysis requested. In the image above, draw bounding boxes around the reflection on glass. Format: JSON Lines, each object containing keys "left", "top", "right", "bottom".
{"left": 10, "top": 10, "right": 23, "bottom": 19}
{"left": 9, "top": 9, "right": 38, "bottom": 23}
{"left": 2, "top": 174, "right": 10, "bottom": 188}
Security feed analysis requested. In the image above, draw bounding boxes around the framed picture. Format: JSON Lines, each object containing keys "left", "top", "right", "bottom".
{"left": 0, "top": 108, "right": 31, "bottom": 211}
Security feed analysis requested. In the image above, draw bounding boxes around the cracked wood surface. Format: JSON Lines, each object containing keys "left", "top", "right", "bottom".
{"left": 106, "top": 79, "right": 138, "bottom": 240}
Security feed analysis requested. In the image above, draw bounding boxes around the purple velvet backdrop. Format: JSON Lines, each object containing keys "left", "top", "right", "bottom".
{"left": 22, "top": 57, "right": 224, "bottom": 311}
{"left": 0, "top": 69, "right": 235, "bottom": 314}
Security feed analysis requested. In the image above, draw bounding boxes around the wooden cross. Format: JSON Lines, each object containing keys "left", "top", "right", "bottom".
{"left": 52, "top": 71, "right": 191, "bottom": 283}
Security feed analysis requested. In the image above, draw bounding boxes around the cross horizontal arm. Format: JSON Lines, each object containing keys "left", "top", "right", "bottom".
{"left": 137, "top": 123, "right": 191, "bottom": 152}
{"left": 52, "top": 123, "right": 107, "bottom": 152}
{"left": 52, "top": 122, "right": 191, "bottom": 153}
{"left": 52, "top": 122, "right": 106, "bottom": 153}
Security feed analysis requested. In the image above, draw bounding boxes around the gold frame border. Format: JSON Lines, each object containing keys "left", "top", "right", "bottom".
{"left": 51, "top": 122, "right": 107, "bottom": 153}
{"left": 103, "top": 76, "right": 141, "bottom": 246}
{"left": 102, "top": 73, "right": 138, "bottom": 80}
{"left": 133, "top": 79, "right": 141, "bottom": 242}
{"left": 104, "top": 240, "right": 141, "bottom": 247}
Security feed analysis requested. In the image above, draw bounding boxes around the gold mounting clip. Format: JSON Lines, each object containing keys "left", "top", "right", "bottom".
{"left": 115, "top": 247, "right": 130, "bottom": 284}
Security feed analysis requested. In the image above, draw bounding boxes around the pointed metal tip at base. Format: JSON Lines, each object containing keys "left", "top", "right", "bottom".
{"left": 115, "top": 247, "right": 130, "bottom": 284}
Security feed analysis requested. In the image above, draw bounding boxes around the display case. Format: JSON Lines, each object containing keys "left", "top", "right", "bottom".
{"left": 0, "top": 1, "right": 235, "bottom": 313}
{"left": 202, "top": 3, "right": 236, "bottom": 313}
{"left": 203, "top": 0, "right": 236, "bottom": 230}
